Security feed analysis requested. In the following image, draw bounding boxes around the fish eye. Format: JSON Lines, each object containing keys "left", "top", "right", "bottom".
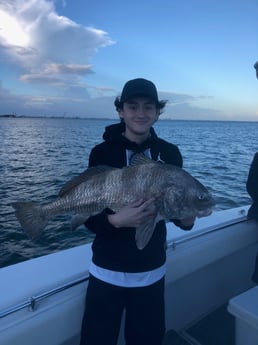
{"left": 198, "top": 193, "right": 206, "bottom": 201}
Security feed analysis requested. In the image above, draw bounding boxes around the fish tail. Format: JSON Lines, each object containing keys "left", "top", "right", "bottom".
{"left": 11, "top": 202, "right": 48, "bottom": 240}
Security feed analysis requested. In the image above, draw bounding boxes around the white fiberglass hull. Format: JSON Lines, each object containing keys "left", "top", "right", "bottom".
{"left": 0, "top": 206, "right": 257, "bottom": 345}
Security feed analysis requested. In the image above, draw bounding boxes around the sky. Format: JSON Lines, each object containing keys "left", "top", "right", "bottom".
{"left": 0, "top": 0, "right": 257, "bottom": 121}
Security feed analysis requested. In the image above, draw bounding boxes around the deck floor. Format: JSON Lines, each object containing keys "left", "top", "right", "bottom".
{"left": 163, "top": 304, "right": 235, "bottom": 345}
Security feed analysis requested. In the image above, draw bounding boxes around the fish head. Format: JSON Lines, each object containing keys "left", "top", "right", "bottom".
{"left": 162, "top": 177, "right": 215, "bottom": 220}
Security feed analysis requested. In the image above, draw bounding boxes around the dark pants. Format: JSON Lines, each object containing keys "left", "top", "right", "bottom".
{"left": 80, "top": 275, "right": 165, "bottom": 345}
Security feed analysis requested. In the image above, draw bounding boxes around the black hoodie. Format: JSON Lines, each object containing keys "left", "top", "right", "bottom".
{"left": 85, "top": 123, "right": 186, "bottom": 273}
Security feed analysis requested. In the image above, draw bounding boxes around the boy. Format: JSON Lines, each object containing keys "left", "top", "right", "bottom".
{"left": 80, "top": 78, "right": 195, "bottom": 345}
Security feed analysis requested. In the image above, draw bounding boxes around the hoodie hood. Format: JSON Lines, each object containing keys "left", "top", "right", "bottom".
{"left": 102, "top": 122, "right": 159, "bottom": 152}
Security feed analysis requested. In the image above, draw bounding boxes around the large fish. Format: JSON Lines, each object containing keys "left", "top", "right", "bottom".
{"left": 12, "top": 155, "right": 215, "bottom": 249}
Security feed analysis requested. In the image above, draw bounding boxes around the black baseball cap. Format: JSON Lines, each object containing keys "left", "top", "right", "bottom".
{"left": 120, "top": 78, "right": 159, "bottom": 103}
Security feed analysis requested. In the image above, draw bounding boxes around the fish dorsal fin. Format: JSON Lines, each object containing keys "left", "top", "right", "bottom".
{"left": 59, "top": 165, "right": 115, "bottom": 197}
{"left": 130, "top": 153, "right": 155, "bottom": 166}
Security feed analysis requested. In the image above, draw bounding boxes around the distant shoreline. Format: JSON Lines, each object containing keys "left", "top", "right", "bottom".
{"left": 0, "top": 114, "right": 17, "bottom": 118}
{"left": 0, "top": 114, "right": 113, "bottom": 120}
{"left": 0, "top": 114, "right": 257, "bottom": 123}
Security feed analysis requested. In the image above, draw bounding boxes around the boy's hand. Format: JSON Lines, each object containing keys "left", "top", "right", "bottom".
{"left": 108, "top": 199, "right": 156, "bottom": 228}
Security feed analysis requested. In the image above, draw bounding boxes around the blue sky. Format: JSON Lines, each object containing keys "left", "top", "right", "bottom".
{"left": 0, "top": 0, "right": 257, "bottom": 121}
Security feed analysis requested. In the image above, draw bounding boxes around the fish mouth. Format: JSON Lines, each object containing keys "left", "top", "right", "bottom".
{"left": 196, "top": 206, "right": 214, "bottom": 218}
{"left": 196, "top": 194, "right": 215, "bottom": 218}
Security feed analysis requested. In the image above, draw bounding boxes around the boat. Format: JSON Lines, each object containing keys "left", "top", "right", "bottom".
{"left": 1, "top": 205, "right": 258, "bottom": 345}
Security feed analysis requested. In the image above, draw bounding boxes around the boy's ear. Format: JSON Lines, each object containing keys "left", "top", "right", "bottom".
{"left": 118, "top": 109, "right": 124, "bottom": 119}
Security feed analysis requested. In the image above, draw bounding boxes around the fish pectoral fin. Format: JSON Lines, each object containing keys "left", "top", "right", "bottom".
{"left": 71, "top": 214, "right": 89, "bottom": 231}
{"left": 135, "top": 217, "right": 159, "bottom": 250}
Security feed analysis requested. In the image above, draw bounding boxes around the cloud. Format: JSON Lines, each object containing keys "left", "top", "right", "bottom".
{"left": 158, "top": 91, "right": 221, "bottom": 120}
{"left": 0, "top": 78, "right": 220, "bottom": 119}
{"left": 1, "top": 1, "right": 251, "bottom": 120}
{"left": 0, "top": 81, "right": 28, "bottom": 115}
{"left": 19, "top": 63, "right": 94, "bottom": 86}
{"left": 0, "top": 0, "right": 114, "bottom": 81}
{"left": 0, "top": 78, "right": 115, "bottom": 117}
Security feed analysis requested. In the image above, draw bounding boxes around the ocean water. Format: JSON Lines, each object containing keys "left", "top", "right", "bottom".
{"left": 1, "top": 117, "right": 257, "bottom": 268}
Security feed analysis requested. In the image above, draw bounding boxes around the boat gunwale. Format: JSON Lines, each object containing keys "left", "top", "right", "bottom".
{"left": 0, "top": 275, "right": 89, "bottom": 319}
{"left": 1, "top": 206, "right": 254, "bottom": 320}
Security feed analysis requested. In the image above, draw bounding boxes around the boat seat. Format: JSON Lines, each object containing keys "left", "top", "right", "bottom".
{"left": 227, "top": 286, "right": 258, "bottom": 345}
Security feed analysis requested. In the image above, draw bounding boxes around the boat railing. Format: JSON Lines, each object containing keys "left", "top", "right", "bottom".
{"left": 0, "top": 275, "right": 89, "bottom": 319}
{"left": 167, "top": 212, "right": 248, "bottom": 250}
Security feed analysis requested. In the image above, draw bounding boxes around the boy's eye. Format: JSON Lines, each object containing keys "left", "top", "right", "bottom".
{"left": 129, "top": 105, "right": 154, "bottom": 109}
{"left": 144, "top": 105, "right": 155, "bottom": 110}
{"left": 128, "top": 105, "right": 137, "bottom": 110}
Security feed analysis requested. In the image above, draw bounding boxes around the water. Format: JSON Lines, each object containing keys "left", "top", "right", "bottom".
{"left": 1, "top": 117, "right": 257, "bottom": 268}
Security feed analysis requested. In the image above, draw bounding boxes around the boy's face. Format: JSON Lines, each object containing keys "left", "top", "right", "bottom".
{"left": 119, "top": 97, "right": 160, "bottom": 141}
